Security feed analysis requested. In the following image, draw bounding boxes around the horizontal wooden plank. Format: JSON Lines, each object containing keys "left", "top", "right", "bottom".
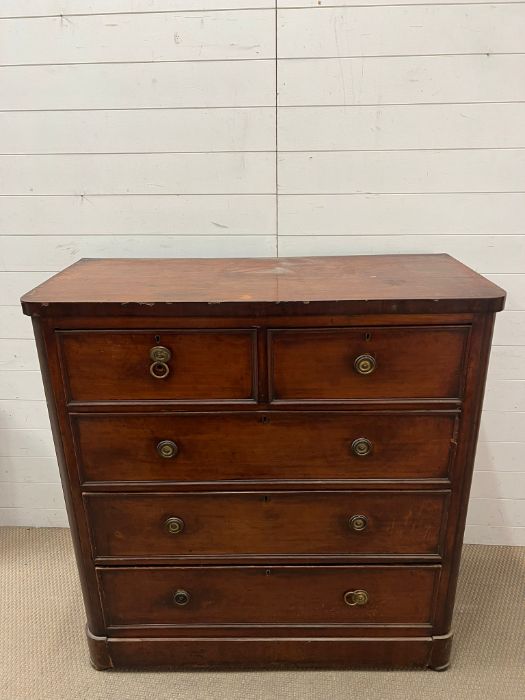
{"left": 0, "top": 340, "right": 39, "bottom": 371}
{"left": 278, "top": 0, "right": 516, "bottom": 6}
{"left": 0, "top": 400, "right": 51, "bottom": 430}
{"left": 0, "top": 508, "right": 68, "bottom": 527}
{"left": 278, "top": 194, "right": 525, "bottom": 236}
{"left": 0, "top": 272, "right": 53, "bottom": 304}
{"left": 7, "top": 400, "right": 524, "bottom": 446}
{"left": 492, "top": 312, "right": 525, "bottom": 345}
{"left": 0, "top": 235, "right": 277, "bottom": 270}
{"left": 0, "top": 61, "right": 275, "bottom": 110}
{"left": 0, "top": 429, "right": 55, "bottom": 457}
{"left": 476, "top": 442, "right": 525, "bottom": 471}
{"left": 466, "top": 498, "right": 525, "bottom": 527}
{"left": 0, "top": 108, "right": 275, "bottom": 154}
{"left": 471, "top": 470, "right": 525, "bottom": 499}
{"left": 2, "top": 305, "right": 521, "bottom": 347}
{"left": 1, "top": 153, "right": 275, "bottom": 195}
{"left": 0, "top": 481, "right": 64, "bottom": 509}
{"left": 479, "top": 411, "right": 525, "bottom": 443}
{"left": 278, "top": 55, "right": 525, "bottom": 105}
{"left": 0, "top": 1, "right": 275, "bottom": 18}
{"left": 463, "top": 525, "right": 525, "bottom": 546}
{"left": 277, "top": 235, "right": 525, "bottom": 273}
{"left": 278, "top": 6, "right": 525, "bottom": 58}
{"left": 278, "top": 150, "right": 525, "bottom": 194}
{"left": 0, "top": 456, "right": 59, "bottom": 484}
{"left": 0, "top": 371, "right": 45, "bottom": 401}
{"left": 0, "top": 307, "right": 34, "bottom": 339}
{"left": 489, "top": 346, "right": 525, "bottom": 380}
{"left": 0, "top": 1, "right": 514, "bottom": 17}
{"left": 0, "top": 195, "right": 276, "bottom": 235}
{"left": 486, "top": 274, "right": 525, "bottom": 310}
{"left": 484, "top": 380, "right": 525, "bottom": 411}
{"left": 0, "top": 10, "right": 274, "bottom": 65}
{"left": 279, "top": 104, "right": 525, "bottom": 151}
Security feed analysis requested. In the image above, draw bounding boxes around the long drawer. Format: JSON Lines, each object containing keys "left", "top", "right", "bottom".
{"left": 73, "top": 411, "right": 457, "bottom": 483}
{"left": 97, "top": 565, "right": 440, "bottom": 628}
{"left": 269, "top": 326, "right": 469, "bottom": 401}
{"left": 84, "top": 491, "right": 449, "bottom": 560}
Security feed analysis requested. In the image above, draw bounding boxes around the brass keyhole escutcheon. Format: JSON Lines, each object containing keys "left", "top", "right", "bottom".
{"left": 344, "top": 589, "right": 369, "bottom": 606}
{"left": 354, "top": 354, "right": 376, "bottom": 375}
{"left": 150, "top": 346, "right": 171, "bottom": 363}
{"left": 351, "top": 437, "right": 373, "bottom": 457}
{"left": 348, "top": 514, "right": 368, "bottom": 532}
{"left": 165, "top": 517, "right": 185, "bottom": 535}
{"left": 157, "top": 440, "right": 178, "bottom": 459}
{"left": 173, "top": 589, "right": 190, "bottom": 606}
{"left": 149, "top": 346, "right": 171, "bottom": 379}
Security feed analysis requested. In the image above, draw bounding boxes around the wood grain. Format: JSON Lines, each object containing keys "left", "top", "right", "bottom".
{"left": 97, "top": 565, "right": 440, "bottom": 627}
{"left": 58, "top": 329, "right": 257, "bottom": 402}
{"left": 21, "top": 255, "right": 506, "bottom": 315}
{"left": 269, "top": 326, "right": 468, "bottom": 401}
{"left": 84, "top": 490, "right": 449, "bottom": 560}
{"left": 73, "top": 411, "right": 457, "bottom": 481}
{"left": 21, "top": 255, "right": 505, "bottom": 670}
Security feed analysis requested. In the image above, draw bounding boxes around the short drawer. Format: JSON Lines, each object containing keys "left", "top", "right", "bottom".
{"left": 97, "top": 565, "right": 440, "bottom": 627}
{"left": 57, "top": 329, "right": 257, "bottom": 402}
{"left": 269, "top": 326, "right": 469, "bottom": 401}
{"left": 73, "top": 411, "right": 457, "bottom": 482}
{"left": 85, "top": 491, "right": 449, "bottom": 561}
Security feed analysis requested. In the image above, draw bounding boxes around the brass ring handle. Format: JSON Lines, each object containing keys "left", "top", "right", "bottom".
{"left": 344, "top": 589, "right": 369, "bottom": 606}
{"left": 165, "top": 516, "right": 185, "bottom": 535}
{"left": 150, "top": 361, "right": 170, "bottom": 379}
{"left": 351, "top": 437, "right": 372, "bottom": 457}
{"left": 149, "top": 346, "right": 171, "bottom": 379}
{"left": 348, "top": 514, "right": 368, "bottom": 532}
{"left": 157, "top": 440, "right": 178, "bottom": 459}
{"left": 354, "top": 354, "right": 376, "bottom": 375}
{"left": 173, "top": 589, "right": 190, "bottom": 606}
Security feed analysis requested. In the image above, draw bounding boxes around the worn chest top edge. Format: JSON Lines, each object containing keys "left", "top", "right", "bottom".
{"left": 20, "top": 254, "right": 506, "bottom": 317}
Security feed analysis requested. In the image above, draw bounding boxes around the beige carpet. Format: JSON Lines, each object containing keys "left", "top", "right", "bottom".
{"left": 0, "top": 528, "right": 523, "bottom": 700}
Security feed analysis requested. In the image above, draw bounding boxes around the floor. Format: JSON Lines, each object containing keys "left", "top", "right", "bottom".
{"left": 1, "top": 527, "right": 524, "bottom": 700}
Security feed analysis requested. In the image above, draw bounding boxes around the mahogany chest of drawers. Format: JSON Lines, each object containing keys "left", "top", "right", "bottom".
{"left": 21, "top": 254, "right": 505, "bottom": 670}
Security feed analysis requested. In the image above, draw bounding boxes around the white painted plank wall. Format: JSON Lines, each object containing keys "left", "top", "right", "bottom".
{"left": 0, "top": 1, "right": 524, "bottom": 546}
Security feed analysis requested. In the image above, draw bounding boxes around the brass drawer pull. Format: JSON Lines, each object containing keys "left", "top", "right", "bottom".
{"left": 354, "top": 354, "right": 376, "bottom": 375}
{"left": 157, "top": 440, "right": 178, "bottom": 459}
{"left": 344, "top": 589, "right": 369, "bottom": 606}
{"left": 173, "top": 589, "right": 191, "bottom": 606}
{"left": 348, "top": 514, "right": 368, "bottom": 532}
{"left": 351, "top": 437, "right": 372, "bottom": 457}
{"left": 150, "top": 361, "right": 170, "bottom": 379}
{"left": 165, "top": 517, "right": 184, "bottom": 535}
{"left": 149, "top": 346, "right": 171, "bottom": 379}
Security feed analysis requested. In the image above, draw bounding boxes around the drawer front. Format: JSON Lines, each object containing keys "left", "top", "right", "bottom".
{"left": 97, "top": 565, "right": 439, "bottom": 627}
{"left": 74, "top": 412, "right": 456, "bottom": 482}
{"left": 85, "top": 491, "right": 449, "bottom": 559}
{"left": 269, "top": 326, "right": 469, "bottom": 401}
{"left": 58, "top": 329, "right": 257, "bottom": 402}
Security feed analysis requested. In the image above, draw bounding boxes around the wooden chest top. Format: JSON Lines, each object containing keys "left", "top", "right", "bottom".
{"left": 21, "top": 254, "right": 505, "bottom": 316}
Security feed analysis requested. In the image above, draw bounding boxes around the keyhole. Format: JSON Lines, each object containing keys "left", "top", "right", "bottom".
{"left": 261, "top": 415, "right": 270, "bottom": 424}
{"left": 265, "top": 569, "right": 271, "bottom": 576}
{"left": 365, "top": 332, "right": 371, "bottom": 342}
{"left": 155, "top": 335, "right": 160, "bottom": 343}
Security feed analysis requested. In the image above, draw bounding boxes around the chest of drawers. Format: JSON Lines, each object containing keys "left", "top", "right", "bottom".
{"left": 21, "top": 254, "right": 505, "bottom": 671}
